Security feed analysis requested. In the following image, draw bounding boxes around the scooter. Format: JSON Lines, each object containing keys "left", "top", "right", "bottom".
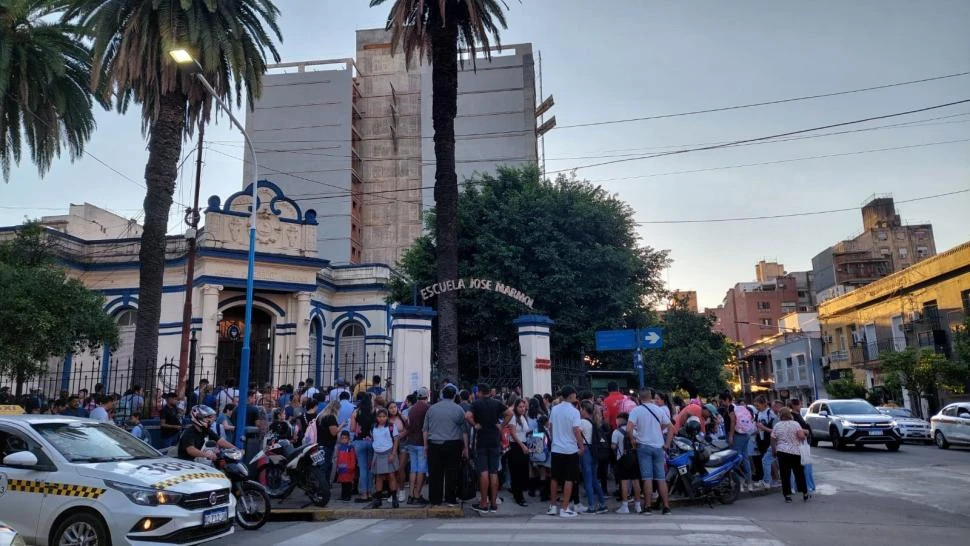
{"left": 665, "top": 435, "right": 742, "bottom": 506}
{"left": 248, "top": 434, "right": 331, "bottom": 507}
{"left": 200, "top": 443, "right": 271, "bottom": 530}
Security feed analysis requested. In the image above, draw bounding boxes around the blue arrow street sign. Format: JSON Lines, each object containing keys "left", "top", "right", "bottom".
{"left": 640, "top": 327, "right": 663, "bottom": 349}
{"left": 595, "top": 329, "right": 637, "bottom": 351}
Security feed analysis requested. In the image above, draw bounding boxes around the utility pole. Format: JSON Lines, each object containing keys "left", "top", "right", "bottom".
{"left": 176, "top": 121, "right": 205, "bottom": 400}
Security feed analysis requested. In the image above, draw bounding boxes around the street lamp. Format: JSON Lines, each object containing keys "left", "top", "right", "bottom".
{"left": 170, "top": 49, "right": 259, "bottom": 449}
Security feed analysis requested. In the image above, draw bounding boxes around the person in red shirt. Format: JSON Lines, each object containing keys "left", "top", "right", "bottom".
{"left": 672, "top": 399, "right": 704, "bottom": 436}
{"left": 603, "top": 382, "right": 628, "bottom": 430}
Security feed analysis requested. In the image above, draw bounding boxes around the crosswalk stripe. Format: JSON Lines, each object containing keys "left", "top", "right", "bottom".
{"left": 277, "top": 519, "right": 383, "bottom": 546}
{"left": 417, "top": 533, "right": 783, "bottom": 545}
{"left": 528, "top": 514, "right": 753, "bottom": 522}
{"left": 439, "top": 522, "right": 766, "bottom": 533}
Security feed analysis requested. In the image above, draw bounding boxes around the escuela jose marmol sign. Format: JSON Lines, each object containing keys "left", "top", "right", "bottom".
{"left": 420, "top": 278, "right": 534, "bottom": 309}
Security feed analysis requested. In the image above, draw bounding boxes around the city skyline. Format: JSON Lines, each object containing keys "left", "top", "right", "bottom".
{"left": 1, "top": 0, "right": 967, "bottom": 309}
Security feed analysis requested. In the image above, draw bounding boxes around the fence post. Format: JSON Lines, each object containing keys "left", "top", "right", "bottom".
{"left": 100, "top": 346, "right": 111, "bottom": 388}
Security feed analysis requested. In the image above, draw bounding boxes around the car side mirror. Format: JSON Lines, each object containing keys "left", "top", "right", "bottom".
{"left": 3, "top": 450, "right": 38, "bottom": 467}
{"left": 819, "top": 411, "right": 829, "bottom": 417}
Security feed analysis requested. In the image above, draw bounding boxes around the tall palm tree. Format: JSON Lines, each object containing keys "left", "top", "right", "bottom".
{"left": 65, "top": 0, "right": 282, "bottom": 377}
{"left": 371, "top": 0, "right": 509, "bottom": 381}
{"left": 0, "top": 0, "right": 99, "bottom": 180}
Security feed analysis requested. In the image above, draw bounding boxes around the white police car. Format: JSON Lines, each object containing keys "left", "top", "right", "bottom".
{"left": 0, "top": 408, "right": 234, "bottom": 545}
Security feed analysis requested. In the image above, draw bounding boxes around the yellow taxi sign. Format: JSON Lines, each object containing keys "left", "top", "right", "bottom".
{"left": 0, "top": 404, "right": 25, "bottom": 415}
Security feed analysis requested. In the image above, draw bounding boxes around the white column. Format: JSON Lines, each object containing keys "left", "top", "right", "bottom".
{"left": 390, "top": 305, "right": 436, "bottom": 402}
{"left": 514, "top": 315, "right": 554, "bottom": 397}
{"left": 295, "top": 292, "right": 312, "bottom": 361}
{"left": 198, "top": 284, "right": 223, "bottom": 382}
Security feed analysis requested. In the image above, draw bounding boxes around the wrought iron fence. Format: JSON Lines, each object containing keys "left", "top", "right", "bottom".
{"left": 0, "top": 351, "right": 394, "bottom": 413}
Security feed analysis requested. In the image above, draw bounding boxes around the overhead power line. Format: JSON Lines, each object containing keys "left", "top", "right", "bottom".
{"left": 635, "top": 189, "right": 969, "bottom": 225}
{"left": 557, "top": 71, "right": 970, "bottom": 129}
{"left": 546, "top": 99, "right": 970, "bottom": 174}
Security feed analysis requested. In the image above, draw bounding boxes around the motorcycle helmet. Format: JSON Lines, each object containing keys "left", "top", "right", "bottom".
{"left": 190, "top": 404, "right": 217, "bottom": 428}
{"left": 684, "top": 415, "right": 702, "bottom": 438}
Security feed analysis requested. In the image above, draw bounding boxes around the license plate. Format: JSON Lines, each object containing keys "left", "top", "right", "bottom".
{"left": 310, "top": 449, "right": 327, "bottom": 465}
{"left": 202, "top": 507, "right": 228, "bottom": 527}
{"left": 678, "top": 465, "right": 688, "bottom": 475}
{"left": 869, "top": 430, "right": 882, "bottom": 436}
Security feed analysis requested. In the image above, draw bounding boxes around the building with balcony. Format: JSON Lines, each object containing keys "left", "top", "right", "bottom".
{"left": 244, "top": 28, "right": 538, "bottom": 266}
{"left": 812, "top": 195, "right": 936, "bottom": 303}
{"left": 818, "top": 240, "right": 970, "bottom": 411}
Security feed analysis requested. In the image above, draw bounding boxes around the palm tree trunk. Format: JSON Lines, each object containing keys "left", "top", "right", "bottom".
{"left": 430, "top": 24, "right": 460, "bottom": 382}
{"left": 133, "top": 91, "right": 186, "bottom": 381}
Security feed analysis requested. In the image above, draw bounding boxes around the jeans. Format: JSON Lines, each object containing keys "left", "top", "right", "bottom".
{"left": 352, "top": 439, "right": 374, "bottom": 494}
{"left": 778, "top": 452, "right": 806, "bottom": 497}
{"left": 580, "top": 448, "right": 606, "bottom": 508}
{"left": 761, "top": 445, "right": 774, "bottom": 484}
{"left": 732, "top": 434, "right": 752, "bottom": 484}
{"left": 792, "top": 463, "right": 815, "bottom": 492}
{"left": 428, "top": 440, "right": 462, "bottom": 505}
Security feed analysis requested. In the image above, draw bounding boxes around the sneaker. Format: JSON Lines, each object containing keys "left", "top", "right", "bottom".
{"left": 574, "top": 503, "right": 588, "bottom": 513}
{"left": 641, "top": 506, "right": 653, "bottom": 515}
{"left": 740, "top": 483, "right": 748, "bottom": 493}
{"left": 547, "top": 505, "right": 559, "bottom": 516}
{"left": 633, "top": 502, "right": 642, "bottom": 514}
{"left": 490, "top": 504, "right": 498, "bottom": 512}
{"left": 772, "top": 481, "right": 784, "bottom": 489}
{"left": 559, "top": 509, "right": 578, "bottom": 518}
{"left": 414, "top": 496, "right": 429, "bottom": 505}
{"left": 398, "top": 490, "right": 407, "bottom": 502}
{"left": 662, "top": 507, "right": 672, "bottom": 515}
{"left": 515, "top": 500, "right": 529, "bottom": 507}
{"left": 407, "top": 496, "right": 415, "bottom": 505}
{"left": 472, "top": 504, "right": 489, "bottom": 514}
{"left": 584, "top": 507, "right": 597, "bottom": 514}
{"left": 616, "top": 503, "right": 630, "bottom": 514}
{"left": 596, "top": 505, "right": 609, "bottom": 514}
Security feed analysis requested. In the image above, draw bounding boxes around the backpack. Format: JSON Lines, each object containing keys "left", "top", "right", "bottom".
{"left": 733, "top": 404, "right": 756, "bottom": 435}
{"left": 458, "top": 458, "right": 478, "bottom": 501}
{"left": 335, "top": 446, "right": 357, "bottom": 483}
{"left": 584, "top": 418, "right": 611, "bottom": 463}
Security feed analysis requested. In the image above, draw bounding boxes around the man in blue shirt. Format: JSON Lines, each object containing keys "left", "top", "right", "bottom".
{"left": 337, "top": 391, "right": 356, "bottom": 432}
{"left": 62, "top": 396, "right": 89, "bottom": 418}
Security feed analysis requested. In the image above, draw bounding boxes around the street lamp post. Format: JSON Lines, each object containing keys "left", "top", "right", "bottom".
{"left": 171, "top": 49, "right": 259, "bottom": 449}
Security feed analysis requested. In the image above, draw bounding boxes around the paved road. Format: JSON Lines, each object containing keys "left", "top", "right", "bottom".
{"left": 209, "top": 442, "right": 970, "bottom": 545}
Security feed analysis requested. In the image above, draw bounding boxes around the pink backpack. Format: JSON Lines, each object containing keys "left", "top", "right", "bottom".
{"left": 733, "top": 404, "right": 756, "bottom": 435}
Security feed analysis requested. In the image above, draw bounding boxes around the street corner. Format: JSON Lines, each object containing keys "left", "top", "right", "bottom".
{"left": 269, "top": 504, "right": 464, "bottom": 522}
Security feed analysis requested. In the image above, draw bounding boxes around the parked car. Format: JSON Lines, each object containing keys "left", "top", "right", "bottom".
{"left": 0, "top": 521, "right": 26, "bottom": 546}
{"left": 930, "top": 402, "right": 970, "bottom": 449}
{"left": 878, "top": 406, "right": 932, "bottom": 443}
{"left": 805, "top": 398, "right": 902, "bottom": 451}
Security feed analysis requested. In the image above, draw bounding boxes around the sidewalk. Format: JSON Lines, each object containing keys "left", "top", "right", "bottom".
{"left": 268, "top": 481, "right": 775, "bottom": 520}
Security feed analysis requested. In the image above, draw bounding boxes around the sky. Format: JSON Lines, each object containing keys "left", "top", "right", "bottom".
{"left": 2, "top": 0, "right": 968, "bottom": 310}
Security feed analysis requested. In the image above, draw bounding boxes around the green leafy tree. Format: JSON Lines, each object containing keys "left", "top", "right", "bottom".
{"left": 0, "top": 0, "right": 101, "bottom": 180}
{"left": 372, "top": 0, "right": 510, "bottom": 381}
{"left": 64, "top": 0, "right": 282, "bottom": 376}
{"left": 641, "top": 304, "right": 732, "bottom": 397}
{"left": 0, "top": 223, "right": 118, "bottom": 394}
{"left": 824, "top": 375, "right": 869, "bottom": 399}
{"left": 389, "top": 166, "right": 669, "bottom": 375}
{"left": 953, "top": 317, "right": 970, "bottom": 367}
{"left": 881, "top": 347, "right": 967, "bottom": 417}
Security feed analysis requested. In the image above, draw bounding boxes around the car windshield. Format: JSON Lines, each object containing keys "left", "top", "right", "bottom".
{"left": 829, "top": 401, "right": 880, "bottom": 415}
{"left": 32, "top": 422, "right": 160, "bottom": 462}
{"left": 880, "top": 408, "right": 913, "bottom": 418}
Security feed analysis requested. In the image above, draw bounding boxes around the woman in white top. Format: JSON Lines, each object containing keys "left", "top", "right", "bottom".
{"left": 771, "top": 407, "right": 808, "bottom": 503}
{"left": 507, "top": 398, "right": 532, "bottom": 506}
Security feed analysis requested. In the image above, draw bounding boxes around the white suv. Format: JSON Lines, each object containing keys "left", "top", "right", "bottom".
{"left": 805, "top": 399, "right": 902, "bottom": 451}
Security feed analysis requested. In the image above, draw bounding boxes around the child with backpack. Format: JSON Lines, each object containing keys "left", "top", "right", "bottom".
{"left": 335, "top": 431, "right": 357, "bottom": 501}
{"left": 611, "top": 412, "right": 642, "bottom": 513}
{"left": 369, "top": 408, "right": 401, "bottom": 508}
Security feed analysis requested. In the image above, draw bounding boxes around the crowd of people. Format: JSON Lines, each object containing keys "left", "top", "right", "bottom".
{"left": 3, "top": 375, "right": 817, "bottom": 511}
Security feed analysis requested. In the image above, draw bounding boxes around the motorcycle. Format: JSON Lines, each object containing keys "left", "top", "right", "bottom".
{"left": 200, "top": 443, "right": 271, "bottom": 530}
{"left": 665, "top": 435, "right": 742, "bottom": 506}
{"left": 248, "top": 434, "right": 331, "bottom": 507}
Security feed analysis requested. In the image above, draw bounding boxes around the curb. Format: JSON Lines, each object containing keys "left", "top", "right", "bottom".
{"left": 268, "top": 505, "right": 464, "bottom": 522}
{"left": 268, "top": 489, "right": 774, "bottom": 521}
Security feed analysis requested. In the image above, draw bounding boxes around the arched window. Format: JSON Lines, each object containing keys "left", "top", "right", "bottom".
{"left": 113, "top": 309, "right": 137, "bottom": 365}
{"left": 337, "top": 322, "right": 365, "bottom": 368}
{"left": 309, "top": 319, "right": 322, "bottom": 368}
